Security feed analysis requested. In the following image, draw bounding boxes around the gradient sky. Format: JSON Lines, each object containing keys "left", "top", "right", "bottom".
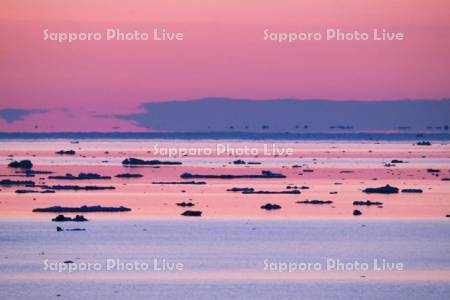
{"left": 0, "top": 0, "right": 449, "bottom": 131}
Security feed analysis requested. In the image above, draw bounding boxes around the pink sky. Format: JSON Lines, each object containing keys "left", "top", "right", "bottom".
{"left": 0, "top": 0, "right": 449, "bottom": 131}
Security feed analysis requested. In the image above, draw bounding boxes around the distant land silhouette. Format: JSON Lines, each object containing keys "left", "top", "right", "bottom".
{"left": 114, "top": 98, "right": 450, "bottom": 132}
{"left": 0, "top": 108, "right": 46, "bottom": 123}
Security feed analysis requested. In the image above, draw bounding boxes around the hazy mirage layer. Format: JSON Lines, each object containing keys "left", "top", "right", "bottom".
{"left": 1, "top": 99, "right": 450, "bottom": 133}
